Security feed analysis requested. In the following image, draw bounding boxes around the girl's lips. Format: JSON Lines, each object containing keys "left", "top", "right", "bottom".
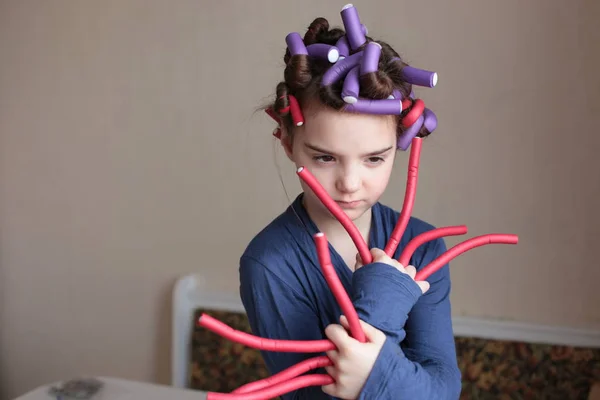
{"left": 336, "top": 200, "right": 363, "bottom": 209}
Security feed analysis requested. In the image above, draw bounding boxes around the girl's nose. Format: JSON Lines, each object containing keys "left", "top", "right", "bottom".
{"left": 335, "top": 166, "right": 361, "bottom": 194}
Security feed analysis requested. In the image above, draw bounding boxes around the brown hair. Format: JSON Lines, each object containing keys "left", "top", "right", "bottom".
{"left": 268, "top": 17, "right": 431, "bottom": 142}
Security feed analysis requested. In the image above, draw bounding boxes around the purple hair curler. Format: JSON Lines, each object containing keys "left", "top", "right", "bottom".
{"left": 342, "top": 65, "right": 360, "bottom": 103}
{"left": 344, "top": 98, "right": 402, "bottom": 115}
{"left": 389, "top": 89, "right": 403, "bottom": 99}
{"left": 401, "top": 66, "right": 438, "bottom": 88}
{"left": 360, "top": 42, "right": 381, "bottom": 75}
{"left": 285, "top": 32, "right": 308, "bottom": 56}
{"left": 397, "top": 114, "right": 424, "bottom": 150}
{"left": 307, "top": 44, "right": 340, "bottom": 63}
{"left": 335, "top": 36, "right": 350, "bottom": 58}
{"left": 423, "top": 108, "right": 438, "bottom": 133}
{"left": 389, "top": 57, "right": 438, "bottom": 88}
{"left": 321, "top": 51, "right": 363, "bottom": 86}
{"left": 341, "top": 4, "right": 366, "bottom": 50}
{"left": 361, "top": 24, "right": 368, "bottom": 35}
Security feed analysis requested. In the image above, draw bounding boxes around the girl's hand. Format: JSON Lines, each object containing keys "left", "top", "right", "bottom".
{"left": 355, "top": 248, "right": 430, "bottom": 294}
{"left": 322, "top": 315, "right": 386, "bottom": 400}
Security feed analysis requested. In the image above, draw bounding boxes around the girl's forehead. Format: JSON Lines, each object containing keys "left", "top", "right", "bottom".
{"left": 304, "top": 106, "right": 395, "bottom": 137}
{"left": 297, "top": 110, "right": 396, "bottom": 153}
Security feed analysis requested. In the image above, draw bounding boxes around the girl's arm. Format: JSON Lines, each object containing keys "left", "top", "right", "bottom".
{"left": 325, "top": 237, "right": 462, "bottom": 400}
{"left": 238, "top": 253, "right": 422, "bottom": 399}
{"left": 359, "top": 254, "right": 461, "bottom": 399}
{"left": 239, "top": 255, "right": 332, "bottom": 400}
{"left": 351, "top": 249, "right": 428, "bottom": 344}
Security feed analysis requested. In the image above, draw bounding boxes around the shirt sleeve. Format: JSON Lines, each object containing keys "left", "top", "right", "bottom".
{"left": 239, "top": 255, "right": 332, "bottom": 400}
{"left": 356, "top": 237, "right": 462, "bottom": 400}
{"left": 351, "top": 262, "right": 423, "bottom": 343}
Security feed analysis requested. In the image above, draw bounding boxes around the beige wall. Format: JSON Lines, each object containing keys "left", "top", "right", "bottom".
{"left": 1, "top": 0, "right": 599, "bottom": 398}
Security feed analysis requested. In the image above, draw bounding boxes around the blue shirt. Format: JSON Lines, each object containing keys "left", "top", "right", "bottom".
{"left": 239, "top": 193, "right": 462, "bottom": 399}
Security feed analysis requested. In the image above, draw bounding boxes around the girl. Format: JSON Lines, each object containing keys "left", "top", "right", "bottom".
{"left": 239, "top": 5, "right": 461, "bottom": 399}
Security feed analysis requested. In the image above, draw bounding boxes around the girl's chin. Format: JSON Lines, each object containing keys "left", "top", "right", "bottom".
{"left": 304, "top": 195, "right": 372, "bottom": 224}
{"left": 325, "top": 202, "right": 370, "bottom": 222}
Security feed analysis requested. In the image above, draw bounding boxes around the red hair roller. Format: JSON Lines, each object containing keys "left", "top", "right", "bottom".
{"left": 402, "top": 98, "right": 426, "bottom": 128}
{"left": 265, "top": 107, "right": 280, "bottom": 124}
{"left": 232, "top": 356, "right": 332, "bottom": 394}
{"left": 288, "top": 95, "right": 304, "bottom": 126}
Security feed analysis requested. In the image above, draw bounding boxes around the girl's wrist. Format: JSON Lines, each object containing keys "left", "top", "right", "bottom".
{"left": 355, "top": 262, "right": 423, "bottom": 302}
{"left": 351, "top": 262, "right": 423, "bottom": 341}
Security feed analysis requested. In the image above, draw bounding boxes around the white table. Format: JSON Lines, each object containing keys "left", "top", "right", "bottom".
{"left": 14, "top": 377, "right": 208, "bottom": 400}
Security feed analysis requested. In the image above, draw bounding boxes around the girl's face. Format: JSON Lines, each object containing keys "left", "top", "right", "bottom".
{"left": 282, "top": 102, "right": 398, "bottom": 223}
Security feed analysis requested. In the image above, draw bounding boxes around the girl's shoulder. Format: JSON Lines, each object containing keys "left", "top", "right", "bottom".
{"left": 239, "top": 206, "right": 318, "bottom": 293}
{"left": 242, "top": 213, "right": 296, "bottom": 261}
{"left": 240, "top": 202, "right": 312, "bottom": 270}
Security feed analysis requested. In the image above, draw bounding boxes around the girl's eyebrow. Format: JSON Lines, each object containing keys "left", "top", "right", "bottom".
{"left": 304, "top": 142, "right": 393, "bottom": 157}
{"left": 363, "top": 145, "right": 394, "bottom": 156}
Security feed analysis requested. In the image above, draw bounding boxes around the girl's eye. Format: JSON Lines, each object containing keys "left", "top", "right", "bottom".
{"left": 314, "top": 155, "right": 335, "bottom": 163}
{"left": 367, "top": 157, "right": 385, "bottom": 164}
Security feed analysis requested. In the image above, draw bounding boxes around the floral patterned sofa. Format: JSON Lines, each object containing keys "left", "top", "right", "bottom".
{"left": 189, "top": 307, "right": 600, "bottom": 399}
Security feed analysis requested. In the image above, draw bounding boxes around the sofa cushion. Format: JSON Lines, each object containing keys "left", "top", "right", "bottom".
{"left": 190, "top": 308, "right": 269, "bottom": 393}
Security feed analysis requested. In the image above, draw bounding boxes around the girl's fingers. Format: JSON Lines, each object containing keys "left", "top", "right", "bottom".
{"left": 341, "top": 315, "right": 386, "bottom": 345}
{"left": 417, "top": 280, "right": 430, "bottom": 294}
{"left": 339, "top": 315, "right": 349, "bottom": 330}
{"left": 357, "top": 319, "right": 385, "bottom": 344}
{"left": 326, "top": 349, "right": 339, "bottom": 363}
{"left": 355, "top": 252, "right": 363, "bottom": 268}
{"left": 325, "top": 324, "right": 354, "bottom": 346}
{"left": 399, "top": 265, "right": 429, "bottom": 296}
{"left": 321, "top": 382, "right": 338, "bottom": 397}
{"left": 324, "top": 365, "right": 337, "bottom": 378}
